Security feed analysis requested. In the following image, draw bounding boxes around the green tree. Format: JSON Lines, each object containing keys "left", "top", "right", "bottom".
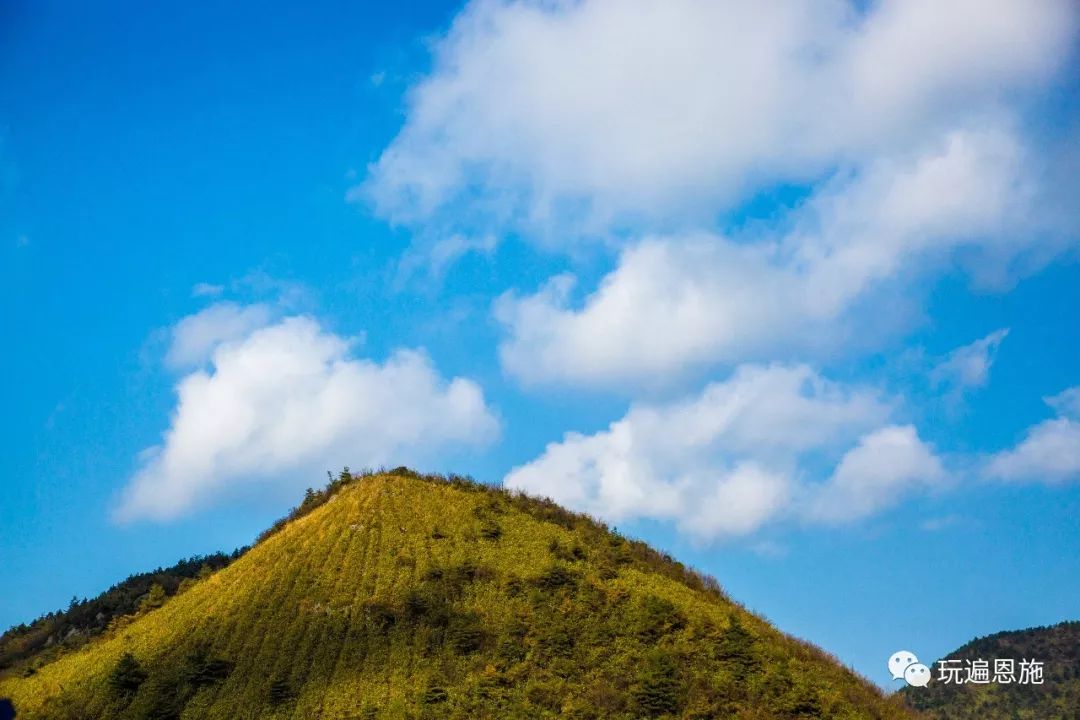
{"left": 718, "top": 616, "right": 757, "bottom": 679}
{"left": 181, "top": 644, "right": 232, "bottom": 687}
{"left": 634, "top": 650, "right": 681, "bottom": 717}
{"left": 108, "top": 652, "right": 147, "bottom": 698}
{"left": 139, "top": 584, "right": 167, "bottom": 613}
{"left": 638, "top": 594, "right": 687, "bottom": 643}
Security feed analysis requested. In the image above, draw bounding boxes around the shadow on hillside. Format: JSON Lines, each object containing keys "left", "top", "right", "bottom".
{"left": 0, "top": 698, "right": 14, "bottom": 720}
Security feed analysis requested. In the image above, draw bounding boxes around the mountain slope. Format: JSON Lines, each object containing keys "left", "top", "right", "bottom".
{"left": 1, "top": 469, "right": 914, "bottom": 719}
{"left": 900, "top": 621, "right": 1080, "bottom": 720}
{"left": 0, "top": 551, "right": 244, "bottom": 673}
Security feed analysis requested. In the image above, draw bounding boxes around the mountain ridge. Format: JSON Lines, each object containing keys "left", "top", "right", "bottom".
{"left": 2, "top": 468, "right": 914, "bottom": 719}
{"left": 900, "top": 620, "right": 1080, "bottom": 719}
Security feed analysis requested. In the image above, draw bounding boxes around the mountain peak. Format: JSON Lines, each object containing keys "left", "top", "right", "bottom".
{"left": 2, "top": 469, "right": 913, "bottom": 719}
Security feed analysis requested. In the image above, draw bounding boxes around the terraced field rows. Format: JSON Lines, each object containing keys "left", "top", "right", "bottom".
{"left": 1, "top": 472, "right": 916, "bottom": 720}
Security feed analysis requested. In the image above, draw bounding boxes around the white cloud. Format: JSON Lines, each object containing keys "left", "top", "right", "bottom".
{"left": 503, "top": 364, "right": 941, "bottom": 539}
{"left": 397, "top": 233, "right": 499, "bottom": 282}
{"left": 496, "top": 129, "right": 1039, "bottom": 385}
{"left": 429, "top": 234, "right": 498, "bottom": 273}
{"left": 682, "top": 463, "right": 791, "bottom": 539}
{"left": 363, "top": 0, "right": 1075, "bottom": 235}
{"left": 349, "top": 0, "right": 1072, "bottom": 540}
{"left": 985, "top": 387, "right": 1080, "bottom": 483}
{"left": 495, "top": 240, "right": 803, "bottom": 385}
{"left": 165, "top": 302, "right": 273, "bottom": 369}
{"left": 191, "top": 282, "right": 225, "bottom": 298}
{"left": 363, "top": 0, "right": 1074, "bottom": 389}
{"left": 931, "top": 328, "right": 1010, "bottom": 391}
{"left": 804, "top": 425, "right": 945, "bottom": 523}
{"left": 1046, "top": 387, "right": 1080, "bottom": 419}
{"left": 118, "top": 310, "right": 499, "bottom": 521}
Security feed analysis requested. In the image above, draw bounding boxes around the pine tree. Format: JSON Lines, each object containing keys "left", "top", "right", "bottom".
{"left": 139, "top": 583, "right": 167, "bottom": 613}
{"left": 108, "top": 652, "right": 147, "bottom": 698}
{"left": 718, "top": 615, "right": 757, "bottom": 679}
{"left": 181, "top": 644, "right": 232, "bottom": 687}
{"left": 633, "top": 650, "right": 681, "bottom": 717}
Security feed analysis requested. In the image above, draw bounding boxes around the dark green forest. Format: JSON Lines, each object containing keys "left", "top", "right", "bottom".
{"left": 900, "top": 621, "right": 1080, "bottom": 719}
{"left": 0, "top": 551, "right": 243, "bottom": 673}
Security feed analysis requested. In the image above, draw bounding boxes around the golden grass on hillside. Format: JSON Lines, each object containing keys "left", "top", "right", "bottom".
{"left": 1, "top": 470, "right": 916, "bottom": 720}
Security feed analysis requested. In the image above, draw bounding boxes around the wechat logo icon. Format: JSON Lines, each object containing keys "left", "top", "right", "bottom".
{"left": 889, "top": 650, "right": 931, "bottom": 687}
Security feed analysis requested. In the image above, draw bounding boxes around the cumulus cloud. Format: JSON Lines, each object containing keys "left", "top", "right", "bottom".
{"left": 363, "top": 0, "right": 1075, "bottom": 235}
{"left": 118, "top": 308, "right": 499, "bottom": 522}
{"left": 495, "top": 241, "right": 802, "bottom": 385}
{"left": 348, "top": 0, "right": 1072, "bottom": 540}
{"left": 496, "top": 129, "right": 1039, "bottom": 385}
{"left": 931, "top": 328, "right": 1010, "bottom": 391}
{"left": 165, "top": 302, "right": 273, "bottom": 369}
{"left": 361, "top": 0, "right": 1075, "bottom": 386}
{"left": 503, "top": 364, "right": 942, "bottom": 538}
{"left": 804, "top": 425, "right": 946, "bottom": 523}
{"left": 985, "top": 387, "right": 1080, "bottom": 483}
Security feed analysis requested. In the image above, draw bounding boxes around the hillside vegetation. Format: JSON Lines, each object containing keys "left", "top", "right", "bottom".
{"left": 0, "top": 552, "right": 243, "bottom": 672}
{"left": 900, "top": 620, "right": 1080, "bottom": 719}
{"left": 1, "top": 469, "right": 914, "bottom": 719}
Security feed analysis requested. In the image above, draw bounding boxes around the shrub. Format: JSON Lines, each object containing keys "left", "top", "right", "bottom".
{"left": 108, "top": 652, "right": 147, "bottom": 698}
{"left": 479, "top": 520, "right": 503, "bottom": 540}
{"left": 131, "top": 674, "right": 188, "bottom": 720}
{"left": 138, "top": 584, "right": 167, "bottom": 613}
{"left": 638, "top": 595, "right": 687, "bottom": 643}
{"left": 449, "top": 613, "right": 485, "bottom": 654}
{"left": 547, "top": 539, "right": 585, "bottom": 562}
{"left": 532, "top": 564, "right": 577, "bottom": 591}
{"left": 422, "top": 685, "right": 448, "bottom": 704}
{"left": 362, "top": 601, "right": 399, "bottom": 632}
{"left": 268, "top": 678, "right": 295, "bottom": 705}
{"left": 541, "top": 628, "right": 574, "bottom": 658}
{"left": 633, "top": 651, "right": 682, "bottom": 717}
{"left": 181, "top": 644, "right": 232, "bottom": 687}
{"left": 403, "top": 589, "right": 431, "bottom": 621}
{"left": 717, "top": 616, "right": 758, "bottom": 679}
{"left": 441, "top": 560, "right": 496, "bottom": 595}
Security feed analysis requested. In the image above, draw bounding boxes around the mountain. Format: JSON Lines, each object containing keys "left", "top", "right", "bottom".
{"left": 1, "top": 468, "right": 914, "bottom": 719}
{"left": 0, "top": 552, "right": 244, "bottom": 673}
{"left": 899, "top": 621, "right": 1080, "bottom": 719}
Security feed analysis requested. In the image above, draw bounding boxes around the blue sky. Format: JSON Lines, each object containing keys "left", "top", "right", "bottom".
{"left": 2, "top": 0, "right": 1078, "bottom": 688}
